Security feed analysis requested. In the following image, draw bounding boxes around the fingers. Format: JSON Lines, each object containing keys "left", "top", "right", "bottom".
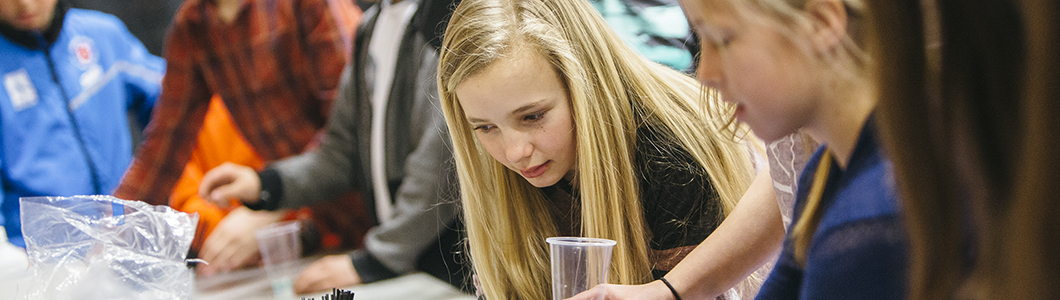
{"left": 199, "top": 162, "right": 260, "bottom": 207}
{"left": 566, "top": 283, "right": 669, "bottom": 300}
{"left": 198, "top": 233, "right": 258, "bottom": 275}
{"left": 196, "top": 229, "right": 229, "bottom": 276}
{"left": 198, "top": 164, "right": 238, "bottom": 207}
{"left": 293, "top": 254, "right": 360, "bottom": 294}
{"left": 218, "top": 236, "right": 258, "bottom": 271}
{"left": 207, "top": 184, "right": 246, "bottom": 208}
{"left": 564, "top": 286, "right": 605, "bottom": 300}
{"left": 198, "top": 208, "right": 284, "bottom": 276}
{"left": 293, "top": 259, "right": 331, "bottom": 294}
{"left": 197, "top": 218, "right": 242, "bottom": 275}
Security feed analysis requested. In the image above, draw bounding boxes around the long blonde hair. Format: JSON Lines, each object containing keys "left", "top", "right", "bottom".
{"left": 438, "top": 0, "right": 755, "bottom": 298}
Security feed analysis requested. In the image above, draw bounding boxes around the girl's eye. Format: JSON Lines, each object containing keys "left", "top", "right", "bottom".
{"left": 698, "top": 26, "right": 735, "bottom": 49}
{"left": 474, "top": 125, "right": 496, "bottom": 133}
{"left": 523, "top": 112, "right": 545, "bottom": 122}
{"left": 711, "top": 33, "right": 734, "bottom": 48}
{"left": 718, "top": 36, "right": 733, "bottom": 47}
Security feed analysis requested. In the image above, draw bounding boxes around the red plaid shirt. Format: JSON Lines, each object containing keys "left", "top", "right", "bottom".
{"left": 115, "top": 0, "right": 360, "bottom": 205}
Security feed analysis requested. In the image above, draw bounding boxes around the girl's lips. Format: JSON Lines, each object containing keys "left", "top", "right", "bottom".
{"left": 520, "top": 161, "right": 550, "bottom": 178}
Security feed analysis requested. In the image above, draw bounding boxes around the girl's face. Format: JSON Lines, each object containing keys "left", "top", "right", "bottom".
{"left": 681, "top": 0, "right": 821, "bottom": 141}
{"left": 455, "top": 50, "right": 578, "bottom": 188}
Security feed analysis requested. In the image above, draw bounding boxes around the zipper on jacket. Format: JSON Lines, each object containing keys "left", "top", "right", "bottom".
{"left": 36, "top": 33, "right": 103, "bottom": 194}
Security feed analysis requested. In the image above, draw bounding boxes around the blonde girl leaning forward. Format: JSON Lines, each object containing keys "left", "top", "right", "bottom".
{"left": 436, "top": 0, "right": 776, "bottom": 298}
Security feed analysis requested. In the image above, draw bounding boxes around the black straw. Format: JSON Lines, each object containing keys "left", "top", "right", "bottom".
{"left": 302, "top": 288, "right": 355, "bottom": 300}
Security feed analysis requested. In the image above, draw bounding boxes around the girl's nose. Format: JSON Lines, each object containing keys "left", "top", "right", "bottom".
{"left": 695, "top": 48, "right": 725, "bottom": 89}
{"left": 503, "top": 132, "right": 534, "bottom": 164}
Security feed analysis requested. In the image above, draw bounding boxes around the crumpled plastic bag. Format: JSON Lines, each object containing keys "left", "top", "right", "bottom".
{"left": 18, "top": 195, "right": 198, "bottom": 300}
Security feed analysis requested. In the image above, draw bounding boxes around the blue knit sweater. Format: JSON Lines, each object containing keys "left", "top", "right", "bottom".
{"left": 756, "top": 119, "right": 909, "bottom": 300}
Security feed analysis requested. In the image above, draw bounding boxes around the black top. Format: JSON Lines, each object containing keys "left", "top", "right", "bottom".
{"left": 544, "top": 121, "right": 724, "bottom": 279}
{"left": 636, "top": 122, "right": 724, "bottom": 278}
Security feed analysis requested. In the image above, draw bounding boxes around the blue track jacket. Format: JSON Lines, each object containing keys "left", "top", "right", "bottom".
{"left": 0, "top": 6, "right": 164, "bottom": 247}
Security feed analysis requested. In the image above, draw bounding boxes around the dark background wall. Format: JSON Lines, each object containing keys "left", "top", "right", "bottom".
{"left": 68, "top": 0, "right": 186, "bottom": 56}
{"left": 67, "top": 0, "right": 380, "bottom": 57}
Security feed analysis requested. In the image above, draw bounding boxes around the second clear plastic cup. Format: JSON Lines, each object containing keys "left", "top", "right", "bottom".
{"left": 547, "top": 237, "right": 617, "bottom": 300}
{"left": 256, "top": 220, "right": 302, "bottom": 300}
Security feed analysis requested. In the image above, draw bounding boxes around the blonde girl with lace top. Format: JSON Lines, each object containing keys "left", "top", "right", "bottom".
{"left": 679, "top": 0, "right": 911, "bottom": 298}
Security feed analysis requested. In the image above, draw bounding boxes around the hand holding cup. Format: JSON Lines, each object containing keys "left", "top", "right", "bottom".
{"left": 548, "top": 237, "right": 617, "bottom": 300}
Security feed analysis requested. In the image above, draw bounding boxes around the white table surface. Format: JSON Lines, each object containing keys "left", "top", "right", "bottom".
{"left": 195, "top": 259, "right": 476, "bottom": 300}
{"left": 0, "top": 269, "right": 27, "bottom": 300}
{"left": 0, "top": 261, "right": 474, "bottom": 300}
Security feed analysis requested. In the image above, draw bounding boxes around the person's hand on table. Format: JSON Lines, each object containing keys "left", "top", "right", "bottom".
{"left": 196, "top": 206, "right": 286, "bottom": 276}
{"left": 565, "top": 280, "right": 674, "bottom": 300}
{"left": 199, "top": 162, "right": 261, "bottom": 208}
{"left": 293, "top": 254, "right": 362, "bottom": 294}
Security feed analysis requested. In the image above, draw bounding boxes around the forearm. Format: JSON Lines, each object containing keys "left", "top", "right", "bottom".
{"left": 348, "top": 249, "right": 400, "bottom": 283}
{"left": 665, "top": 169, "right": 784, "bottom": 299}
{"left": 269, "top": 147, "right": 359, "bottom": 209}
{"left": 361, "top": 200, "right": 460, "bottom": 274}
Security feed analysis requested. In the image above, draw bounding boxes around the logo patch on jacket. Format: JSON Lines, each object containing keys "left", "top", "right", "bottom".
{"left": 68, "top": 36, "right": 98, "bottom": 68}
{"left": 76, "top": 44, "right": 93, "bottom": 64}
{"left": 4, "top": 69, "right": 38, "bottom": 111}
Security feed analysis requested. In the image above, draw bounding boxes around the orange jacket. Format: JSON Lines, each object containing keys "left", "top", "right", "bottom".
{"left": 170, "top": 96, "right": 371, "bottom": 254}
{"left": 169, "top": 96, "right": 267, "bottom": 252}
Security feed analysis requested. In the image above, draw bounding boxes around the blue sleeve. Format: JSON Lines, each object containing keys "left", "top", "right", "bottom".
{"left": 0, "top": 155, "right": 6, "bottom": 235}
{"left": 0, "top": 130, "right": 10, "bottom": 244}
{"left": 800, "top": 217, "right": 909, "bottom": 300}
{"left": 111, "top": 17, "right": 165, "bottom": 128}
{"left": 755, "top": 240, "right": 802, "bottom": 300}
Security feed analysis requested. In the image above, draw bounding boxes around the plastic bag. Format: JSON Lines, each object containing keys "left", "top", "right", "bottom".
{"left": 18, "top": 195, "right": 198, "bottom": 300}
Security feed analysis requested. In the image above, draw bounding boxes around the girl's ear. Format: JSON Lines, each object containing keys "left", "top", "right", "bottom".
{"left": 804, "top": 0, "right": 849, "bottom": 54}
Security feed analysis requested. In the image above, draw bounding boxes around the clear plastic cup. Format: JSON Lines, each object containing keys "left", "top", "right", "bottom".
{"left": 256, "top": 220, "right": 302, "bottom": 300}
{"left": 547, "top": 237, "right": 617, "bottom": 300}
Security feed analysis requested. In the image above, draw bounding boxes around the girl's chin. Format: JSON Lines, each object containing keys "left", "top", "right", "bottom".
{"left": 748, "top": 123, "right": 798, "bottom": 143}
{"left": 524, "top": 174, "right": 562, "bottom": 188}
